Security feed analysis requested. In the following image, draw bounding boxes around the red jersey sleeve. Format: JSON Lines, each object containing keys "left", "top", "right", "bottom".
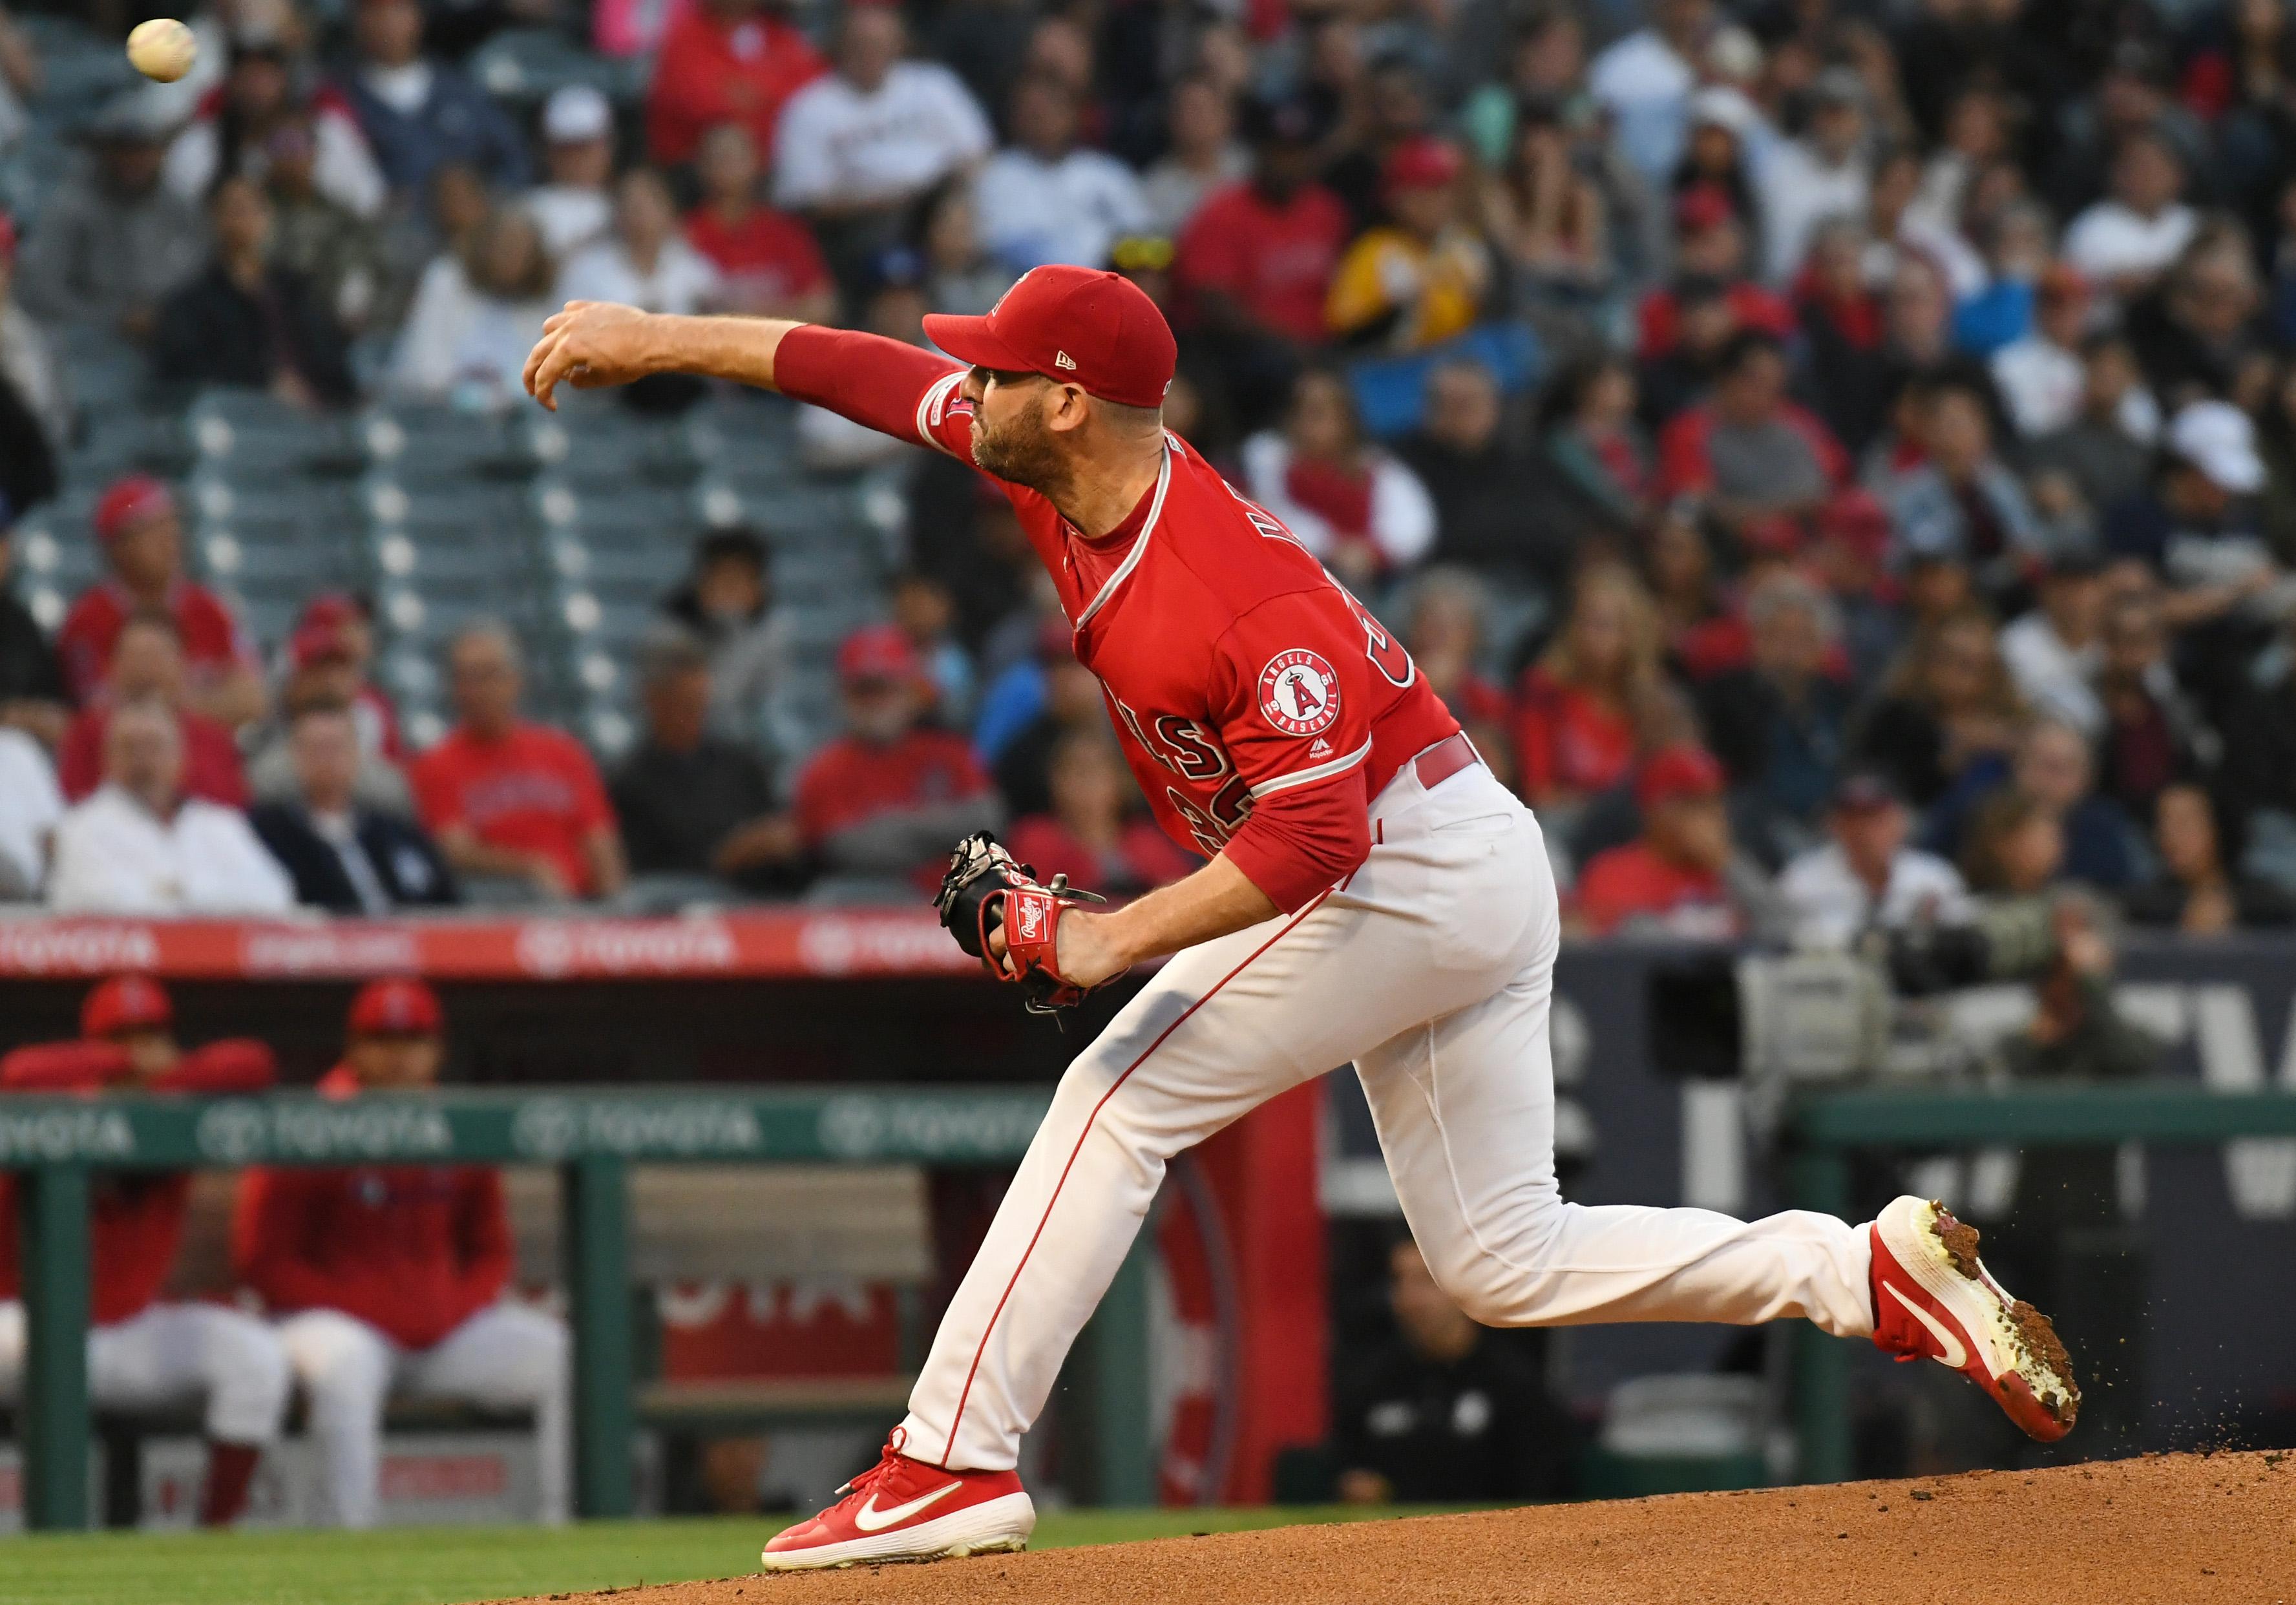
{"left": 772, "top": 326, "right": 972, "bottom": 457}
{"left": 409, "top": 747, "right": 463, "bottom": 833}
{"left": 556, "top": 735, "right": 616, "bottom": 834}
{"left": 160, "top": 1038, "right": 277, "bottom": 1095}
{"left": 0, "top": 1041, "right": 132, "bottom": 1092}
{"left": 1206, "top": 590, "right": 1378, "bottom": 910}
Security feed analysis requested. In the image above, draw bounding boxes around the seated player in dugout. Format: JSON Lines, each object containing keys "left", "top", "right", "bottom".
{"left": 0, "top": 975, "right": 290, "bottom": 1526}
{"left": 524, "top": 267, "right": 2080, "bottom": 1573}
{"left": 233, "top": 978, "right": 571, "bottom": 1527}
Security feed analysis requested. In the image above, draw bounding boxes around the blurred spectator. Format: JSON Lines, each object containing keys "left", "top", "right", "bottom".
{"left": 1762, "top": 67, "right": 1871, "bottom": 288}
{"left": 1398, "top": 357, "right": 1589, "bottom": 596}
{"left": 918, "top": 180, "right": 1013, "bottom": 317}
{"left": 646, "top": 0, "right": 827, "bottom": 170}
{"left": 1804, "top": 250, "right": 1958, "bottom": 458}
{"left": 2127, "top": 224, "right": 2268, "bottom": 408}
{"left": 2002, "top": 552, "right": 2107, "bottom": 737}
{"left": 2025, "top": 333, "right": 2162, "bottom": 519}
{"left": 1541, "top": 351, "right": 1650, "bottom": 530}
{"left": 0, "top": 976, "right": 285, "bottom": 1529}
{"left": 609, "top": 631, "right": 799, "bottom": 894}
{"left": 1694, "top": 570, "right": 1853, "bottom": 840}
{"left": 1851, "top": 605, "right": 2025, "bottom": 808}
{"left": 409, "top": 622, "right": 626, "bottom": 903}
{"left": 1006, "top": 731, "right": 1194, "bottom": 896}
{"left": 975, "top": 75, "right": 1149, "bottom": 273}
{"left": 771, "top": 5, "right": 991, "bottom": 285}
{"left": 2062, "top": 129, "right": 2196, "bottom": 301}
{"left": 2125, "top": 781, "right": 2295, "bottom": 932}
{"left": 0, "top": 724, "right": 59, "bottom": 898}
{"left": 1325, "top": 136, "right": 1492, "bottom": 353}
{"left": 335, "top": 0, "right": 527, "bottom": 197}
{"left": 1779, "top": 771, "right": 1970, "bottom": 947}
{"left": 1932, "top": 717, "right": 2140, "bottom": 891}
{"left": 1672, "top": 90, "right": 1764, "bottom": 253}
{"left": 1481, "top": 99, "right": 1611, "bottom": 308}
{"left": 1402, "top": 570, "right": 1508, "bottom": 759}
{"left": 56, "top": 476, "right": 264, "bottom": 728}
{"left": 1959, "top": 787, "right": 2065, "bottom": 896}
{"left": 1173, "top": 95, "right": 1349, "bottom": 431}
{"left": 1885, "top": 375, "right": 2046, "bottom": 586}
{"left": 0, "top": 500, "right": 65, "bottom": 747}
{"left": 1141, "top": 74, "right": 1247, "bottom": 238}
{"left": 58, "top": 611, "right": 249, "bottom": 806}
{"left": 388, "top": 205, "right": 558, "bottom": 406}
{"left": 1242, "top": 369, "right": 1435, "bottom": 589}
{"left": 234, "top": 978, "right": 570, "bottom": 1529}
{"left": 0, "top": 212, "right": 65, "bottom": 457}
{"left": 991, "top": 620, "right": 1109, "bottom": 819}
{"left": 561, "top": 168, "right": 722, "bottom": 315}
{"left": 1636, "top": 191, "right": 1791, "bottom": 373}
{"left": 164, "top": 25, "right": 384, "bottom": 222}
{"left": 2095, "top": 582, "right": 2214, "bottom": 823}
{"left": 1952, "top": 200, "right": 2055, "bottom": 358}
{"left": 301, "top": 594, "right": 405, "bottom": 766}
{"left": 1331, "top": 1239, "right": 1572, "bottom": 1505}
{"left": 1588, "top": 0, "right": 1712, "bottom": 184}
{"left": 261, "top": 115, "right": 390, "bottom": 333}
{"left": 658, "top": 527, "right": 790, "bottom": 755}
{"left": 14, "top": 94, "right": 205, "bottom": 341}
{"left": 1571, "top": 744, "right": 1749, "bottom": 938}
{"left": 1992, "top": 265, "right": 2100, "bottom": 441}
{"left": 892, "top": 571, "right": 974, "bottom": 725}
{"left": 1511, "top": 563, "right": 1668, "bottom": 816}
{"left": 1655, "top": 331, "right": 1847, "bottom": 534}
{"left": 794, "top": 625, "right": 1000, "bottom": 899}
{"left": 245, "top": 614, "right": 412, "bottom": 815}
{"left": 0, "top": 6, "right": 28, "bottom": 158}
{"left": 249, "top": 702, "right": 454, "bottom": 914}
{"left": 153, "top": 176, "right": 356, "bottom": 407}
{"left": 522, "top": 85, "right": 615, "bottom": 260}
{"left": 683, "top": 123, "right": 834, "bottom": 323}
{"left": 47, "top": 696, "right": 292, "bottom": 914}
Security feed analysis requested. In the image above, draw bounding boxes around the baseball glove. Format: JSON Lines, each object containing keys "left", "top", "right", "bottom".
{"left": 935, "top": 832, "right": 1113, "bottom": 1014}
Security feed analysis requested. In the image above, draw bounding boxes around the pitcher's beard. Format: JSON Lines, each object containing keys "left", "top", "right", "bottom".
{"left": 969, "top": 408, "right": 1071, "bottom": 501}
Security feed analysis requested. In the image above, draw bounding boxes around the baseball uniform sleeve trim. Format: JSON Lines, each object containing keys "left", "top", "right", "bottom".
{"left": 1247, "top": 735, "right": 1372, "bottom": 799}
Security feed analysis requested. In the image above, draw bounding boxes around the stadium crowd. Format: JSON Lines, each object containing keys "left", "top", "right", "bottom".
{"left": 3, "top": 0, "right": 2296, "bottom": 945}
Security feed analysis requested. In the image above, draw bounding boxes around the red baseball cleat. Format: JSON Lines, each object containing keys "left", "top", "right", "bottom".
{"left": 1869, "top": 1195, "right": 2080, "bottom": 1442}
{"left": 759, "top": 1431, "right": 1035, "bottom": 1571}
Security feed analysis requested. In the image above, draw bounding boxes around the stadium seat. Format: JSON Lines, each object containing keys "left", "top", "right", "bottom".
{"left": 186, "top": 391, "right": 360, "bottom": 479}
{"left": 359, "top": 407, "right": 523, "bottom": 487}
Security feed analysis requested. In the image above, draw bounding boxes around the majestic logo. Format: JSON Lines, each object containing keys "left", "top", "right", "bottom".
{"left": 1883, "top": 1281, "right": 1968, "bottom": 1370}
{"left": 1258, "top": 649, "right": 1341, "bottom": 738}
{"left": 851, "top": 1482, "right": 960, "bottom": 1533}
{"left": 1054, "top": 350, "right": 1078, "bottom": 371}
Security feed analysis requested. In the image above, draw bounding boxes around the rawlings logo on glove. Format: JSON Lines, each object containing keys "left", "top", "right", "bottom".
{"left": 934, "top": 832, "right": 1114, "bottom": 1014}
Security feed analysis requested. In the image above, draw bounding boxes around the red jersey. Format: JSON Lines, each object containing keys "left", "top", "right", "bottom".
{"left": 0, "top": 1038, "right": 274, "bottom": 1325}
{"left": 233, "top": 1067, "right": 511, "bottom": 1350}
{"left": 1174, "top": 180, "right": 1352, "bottom": 346}
{"left": 645, "top": 8, "right": 826, "bottom": 167}
{"left": 684, "top": 204, "right": 829, "bottom": 310}
{"left": 794, "top": 728, "right": 994, "bottom": 895}
{"left": 55, "top": 578, "right": 257, "bottom": 706}
{"left": 1572, "top": 841, "right": 1737, "bottom": 938}
{"left": 58, "top": 702, "right": 249, "bottom": 806}
{"left": 1511, "top": 667, "right": 1635, "bottom": 802}
{"left": 774, "top": 328, "right": 1462, "bottom": 910}
{"left": 409, "top": 722, "right": 616, "bottom": 896}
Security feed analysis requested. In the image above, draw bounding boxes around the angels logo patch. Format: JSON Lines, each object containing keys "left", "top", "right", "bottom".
{"left": 1258, "top": 649, "right": 1342, "bottom": 737}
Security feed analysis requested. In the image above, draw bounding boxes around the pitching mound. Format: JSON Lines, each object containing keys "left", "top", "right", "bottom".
{"left": 503, "top": 1451, "right": 2295, "bottom": 1605}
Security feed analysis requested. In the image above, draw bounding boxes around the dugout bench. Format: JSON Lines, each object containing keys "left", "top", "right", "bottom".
{"left": 1, "top": 1087, "right": 1156, "bottom": 1530}
{"left": 1786, "top": 1082, "right": 2296, "bottom": 1483}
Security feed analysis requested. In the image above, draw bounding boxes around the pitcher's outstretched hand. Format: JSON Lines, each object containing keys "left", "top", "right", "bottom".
{"left": 523, "top": 301, "right": 658, "bottom": 411}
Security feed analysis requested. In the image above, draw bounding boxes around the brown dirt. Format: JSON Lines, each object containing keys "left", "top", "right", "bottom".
{"left": 497, "top": 1451, "right": 2296, "bottom": 1605}
{"left": 1933, "top": 1204, "right": 1986, "bottom": 1281}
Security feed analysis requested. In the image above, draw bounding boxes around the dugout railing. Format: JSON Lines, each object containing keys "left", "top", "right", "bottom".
{"left": 1786, "top": 1083, "right": 2296, "bottom": 1483}
{"left": 0, "top": 1087, "right": 1156, "bottom": 1531}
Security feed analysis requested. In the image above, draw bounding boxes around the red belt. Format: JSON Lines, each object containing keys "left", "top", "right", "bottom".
{"left": 1412, "top": 731, "right": 1480, "bottom": 791}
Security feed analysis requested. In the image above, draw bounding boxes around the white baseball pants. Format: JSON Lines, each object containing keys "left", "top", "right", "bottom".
{"left": 900, "top": 758, "right": 1877, "bottom": 1472}
{"left": 277, "top": 1303, "right": 570, "bottom": 1527}
{"left": 0, "top": 1299, "right": 290, "bottom": 1444}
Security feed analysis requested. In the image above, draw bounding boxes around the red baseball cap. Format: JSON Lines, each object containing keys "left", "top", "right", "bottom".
{"left": 837, "top": 622, "right": 922, "bottom": 686}
{"left": 1636, "top": 745, "right": 1727, "bottom": 810}
{"left": 348, "top": 976, "right": 443, "bottom": 1038}
{"left": 1382, "top": 135, "right": 1464, "bottom": 195}
{"left": 83, "top": 974, "right": 173, "bottom": 1039}
{"left": 1674, "top": 184, "right": 1734, "bottom": 236}
{"left": 299, "top": 593, "right": 363, "bottom": 632}
{"left": 290, "top": 620, "right": 353, "bottom": 671}
{"left": 922, "top": 265, "right": 1177, "bottom": 410}
{"left": 94, "top": 475, "right": 177, "bottom": 545}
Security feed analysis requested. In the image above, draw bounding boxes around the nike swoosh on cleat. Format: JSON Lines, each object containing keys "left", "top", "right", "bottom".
{"left": 851, "top": 1482, "right": 960, "bottom": 1533}
{"left": 1884, "top": 1280, "right": 1968, "bottom": 1370}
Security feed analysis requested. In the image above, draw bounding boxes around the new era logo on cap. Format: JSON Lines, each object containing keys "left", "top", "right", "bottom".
{"left": 923, "top": 266, "right": 1177, "bottom": 410}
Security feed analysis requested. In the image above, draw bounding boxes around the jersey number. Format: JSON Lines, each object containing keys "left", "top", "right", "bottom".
{"left": 1167, "top": 775, "right": 1254, "bottom": 855}
{"left": 1111, "top": 697, "right": 1231, "bottom": 781}
{"left": 1225, "top": 482, "right": 1417, "bottom": 690}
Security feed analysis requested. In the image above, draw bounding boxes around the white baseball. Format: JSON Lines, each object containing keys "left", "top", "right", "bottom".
{"left": 126, "top": 17, "right": 198, "bottom": 83}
